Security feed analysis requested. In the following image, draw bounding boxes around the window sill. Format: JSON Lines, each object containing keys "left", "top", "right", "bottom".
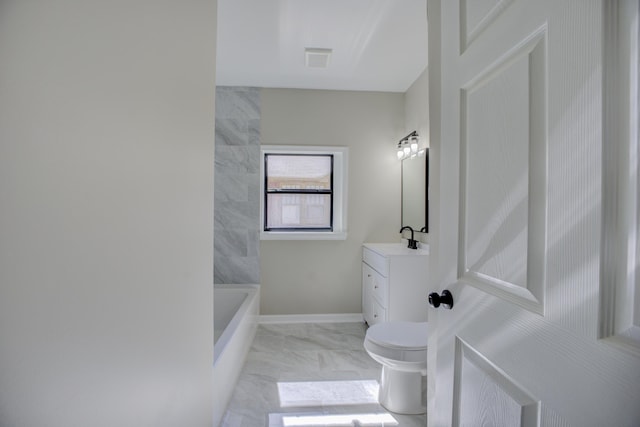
{"left": 260, "top": 231, "right": 348, "bottom": 241}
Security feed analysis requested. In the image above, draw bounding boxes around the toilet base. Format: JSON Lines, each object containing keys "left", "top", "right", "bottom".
{"left": 378, "top": 366, "right": 426, "bottom": 415}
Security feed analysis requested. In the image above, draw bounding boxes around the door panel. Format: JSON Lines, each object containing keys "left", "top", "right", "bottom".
{"left": 459, "top": 27, "right": 547, "bottom": 314}
{"left": 428, "top": 0, "right": 640, "bottom": 426}
{"left": 600, "top": 0, "right": 640, "bottom": 355}
{"left": 453, "top": 338, "right": 539, "bottom": 427}
{"left": 460, "top": 0, "right": 514, "bottom": 52}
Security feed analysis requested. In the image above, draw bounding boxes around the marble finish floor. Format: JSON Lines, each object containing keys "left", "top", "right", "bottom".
{"left": 222, "top": 322, "right": 426, "bottom": 427}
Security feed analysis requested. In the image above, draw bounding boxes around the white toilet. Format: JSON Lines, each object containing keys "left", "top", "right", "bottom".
{"left": 364, "top": 321, "right": 428, "bottom": 414}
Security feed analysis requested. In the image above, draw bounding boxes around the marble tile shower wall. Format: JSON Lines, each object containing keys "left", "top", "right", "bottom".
{"left": 214, "top": 87, "right": 261, "bottom": 284}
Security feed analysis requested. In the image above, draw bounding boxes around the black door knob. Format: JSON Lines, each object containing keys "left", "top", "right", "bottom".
{"left": 428, "top": 290, "right": 454, "bottom": 310}
{"left": 428, "top": 292, "right": 441, "bottom": 308}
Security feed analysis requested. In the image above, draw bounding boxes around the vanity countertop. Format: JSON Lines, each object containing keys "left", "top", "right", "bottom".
{"left": 363, "top": 242, "right": 429, "bottom": 257}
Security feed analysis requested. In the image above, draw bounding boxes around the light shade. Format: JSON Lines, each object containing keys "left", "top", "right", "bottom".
{"left": 396, "top": 131, "right": 420, "bottom": 161}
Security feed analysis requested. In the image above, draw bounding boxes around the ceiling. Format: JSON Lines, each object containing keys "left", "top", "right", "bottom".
{"left": 215, "top": 0, "right": 428, "bottom": 93}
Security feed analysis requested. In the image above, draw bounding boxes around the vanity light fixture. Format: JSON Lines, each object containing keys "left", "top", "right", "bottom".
{"left": 396, "top": 131, "right": 419, "bottom": 160}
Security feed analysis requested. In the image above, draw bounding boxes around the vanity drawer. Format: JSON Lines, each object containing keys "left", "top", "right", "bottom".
{"left": 363, "top": 262, "right": 388, "bottom": 307}
{"left": 362, "top": 247, "right": 389, "bottom": 277}
{"left": 370, "top": 297, "right": 387, "bottom": 325}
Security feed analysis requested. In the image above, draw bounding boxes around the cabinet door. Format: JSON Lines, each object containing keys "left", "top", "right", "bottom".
{"left": 362, "top": 262, "right": 373, "bottom": 324}
{"left": 363, "top": 261, "right": 389, "bottom": 324}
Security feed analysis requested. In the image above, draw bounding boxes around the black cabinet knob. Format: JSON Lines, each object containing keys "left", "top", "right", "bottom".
{"left": 428, "top": 290, "right": 454, "bottom": 310}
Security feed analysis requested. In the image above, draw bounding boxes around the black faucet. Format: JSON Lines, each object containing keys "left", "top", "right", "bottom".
{"left": 399, "top": 226, "right": 418, "bottom": 249}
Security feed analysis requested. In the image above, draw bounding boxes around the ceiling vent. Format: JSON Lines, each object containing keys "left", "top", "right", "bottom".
{"left": 304, "top": 48, "right": 332, "bottom": 68}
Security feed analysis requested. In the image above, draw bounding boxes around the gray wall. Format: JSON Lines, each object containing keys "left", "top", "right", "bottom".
{"left": 0, "top": 2, "right": 216, "bottom": 425}
{"left": 260, "top": 88, "right": 405, "bottom": 315}
{"left": 214, "top": 87, "right": 261, "bottom": 284}
{"left": 213, "top": 81, "right": 428, "bottom": 312}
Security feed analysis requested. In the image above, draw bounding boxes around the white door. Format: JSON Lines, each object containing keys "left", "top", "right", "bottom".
{"left": 427, "top": 0, "right": 640, "bottom": 426}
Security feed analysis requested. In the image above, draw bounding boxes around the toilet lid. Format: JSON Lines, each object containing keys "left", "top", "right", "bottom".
{"left": 366, "top": 321, "right": 428, "bottom": 350}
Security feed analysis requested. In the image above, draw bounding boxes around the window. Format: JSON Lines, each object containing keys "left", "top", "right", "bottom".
{"left": 265, "top": 154, "right": 333, "bottom": 230}
{"left": 260, "top": 145, "right": 348, "bottom": 240}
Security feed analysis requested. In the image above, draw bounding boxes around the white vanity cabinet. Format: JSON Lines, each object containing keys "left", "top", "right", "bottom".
{"left": 362, "top": 243, "right": 429, "bottom": 325}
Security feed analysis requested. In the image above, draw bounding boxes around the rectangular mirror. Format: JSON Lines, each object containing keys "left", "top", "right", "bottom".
{"left": 401, "top": 149, "right": 429, "bottom": 232}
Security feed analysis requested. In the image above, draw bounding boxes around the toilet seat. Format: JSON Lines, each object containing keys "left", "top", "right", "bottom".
{"left": 364, "top": 321, "right": 428, "bottom": 365}
{"left": 366, "top": 321, "right": 428, "bottom": 350}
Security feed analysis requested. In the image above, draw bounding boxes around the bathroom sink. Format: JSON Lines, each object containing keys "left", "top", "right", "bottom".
{"left": 363, "top": 242, "right": 429, "bottom": 256}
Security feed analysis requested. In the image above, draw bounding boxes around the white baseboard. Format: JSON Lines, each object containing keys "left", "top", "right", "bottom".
{"left": 259, "top": 313, "right": 364, "bottom": 324}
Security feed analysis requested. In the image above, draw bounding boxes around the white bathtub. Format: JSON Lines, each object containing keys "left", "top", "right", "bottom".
{"left": 213, "top": 285, "right": 259, "bottom": 427}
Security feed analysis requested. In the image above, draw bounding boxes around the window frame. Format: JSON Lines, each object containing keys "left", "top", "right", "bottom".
{"left": 264, "top": 153, "right": 334, "bottom": 232}
{"left": 260, "top": 145, "right": 348, "bottom": 240}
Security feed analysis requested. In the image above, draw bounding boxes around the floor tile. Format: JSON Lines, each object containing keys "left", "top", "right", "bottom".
{"left": 221, "top": 322, "right": 426, "bottom": 427}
